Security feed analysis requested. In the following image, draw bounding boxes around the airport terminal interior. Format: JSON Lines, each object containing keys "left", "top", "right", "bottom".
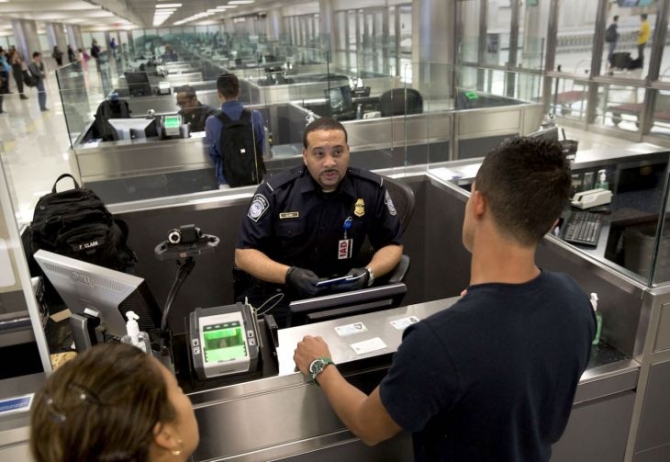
{"left": 3, "top": 0, "right": 670, "bottom": 461}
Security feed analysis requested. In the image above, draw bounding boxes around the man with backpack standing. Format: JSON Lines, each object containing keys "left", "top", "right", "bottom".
{"left": 204, "top": 72, "right": 265, "bottom": 189}
{"left": 605, "top": 16, "right": 619, "bottom": 69}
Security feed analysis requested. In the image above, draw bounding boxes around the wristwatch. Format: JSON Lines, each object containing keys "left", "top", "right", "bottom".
{"left": 309, "top": 357, "right": 335, "bottom": 383}
{"left": 366, "top": 267, "right": 375, "bottom": 287}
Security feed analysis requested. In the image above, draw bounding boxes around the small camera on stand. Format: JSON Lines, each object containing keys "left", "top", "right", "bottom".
{"left": 155, "top": 224, "right": 219, "bottom": 261}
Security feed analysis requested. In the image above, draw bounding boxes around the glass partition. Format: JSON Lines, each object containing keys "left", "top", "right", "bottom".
{"left": 650, "top": 89, "right": 670, "bottom": 138}
{"left": 652, "top": 166, "right": 670, "bottom": 285}
{"left": 594, "top": 82, "right": 645, "bottom": 133}
{"left": 549, "top": 76, "right": 589, "bottom": 122}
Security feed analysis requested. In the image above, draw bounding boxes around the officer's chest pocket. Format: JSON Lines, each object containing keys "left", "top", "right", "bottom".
{"left": 275, "top": 220, "right": 306, "bottom": 245}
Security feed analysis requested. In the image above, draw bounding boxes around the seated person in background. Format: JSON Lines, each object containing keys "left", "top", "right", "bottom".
{"left": 30, "top": 343, "right": 199, "bottom": 462}
{"left": 175, "top": 85, "right": 218, "bottom": 132}
{"left": 204, "top": 72, "right": 265, "bottom": 189}
{"left": 294, "top": 137, "right": 595, "bottom": 461}
{"left": 162, "top": 44, "right": 178, "bottom": 62}
{"left": 235, "top": 117, "right": 403, "bottom": 327}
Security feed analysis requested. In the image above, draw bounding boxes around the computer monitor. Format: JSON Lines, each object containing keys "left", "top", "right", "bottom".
{"left": 527, "top": 126, "right": 560, "bottom": 144}
{"left": 289, "top": 283, "right": 407, "bottom": 327}
{"left": 107, "top": 117, "right": 155, "bottom": 140}
{"left": 33, "top": 250, "right": 162, "bottom": 339}
{"left": 124, "top": 71, "right": 153, "bottom": 97}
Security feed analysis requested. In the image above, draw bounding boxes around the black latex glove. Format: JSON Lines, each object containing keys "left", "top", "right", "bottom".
{"left": 286, "top": 267, "right": 323, "bottom": 297}
{"left": 330, "top": 268, "right": 370, "bottom": 293}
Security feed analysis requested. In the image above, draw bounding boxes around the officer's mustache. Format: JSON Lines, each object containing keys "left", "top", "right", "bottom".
{"left": 320, "top": 169, "right": 339, "bottom": 175}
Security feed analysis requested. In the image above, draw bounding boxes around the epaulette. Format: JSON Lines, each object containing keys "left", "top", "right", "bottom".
{"left": 264, "top": 167, "right": 303, "bottom": 193}
{"left": 347, "top": 167, "right": 384, "bottom": 188}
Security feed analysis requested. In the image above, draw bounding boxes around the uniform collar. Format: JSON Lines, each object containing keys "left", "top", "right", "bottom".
{"left": 297, "top": 168, "right": 356, "bottom": 199}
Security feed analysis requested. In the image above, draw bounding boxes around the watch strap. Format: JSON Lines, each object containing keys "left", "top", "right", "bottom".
{"left": 310, "top": 357, "right": 335, "bottom": 384}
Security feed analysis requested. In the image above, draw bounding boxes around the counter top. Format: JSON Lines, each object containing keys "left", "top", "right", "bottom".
{"left": 275, "top": 297, "right": 636, "bottom": 386}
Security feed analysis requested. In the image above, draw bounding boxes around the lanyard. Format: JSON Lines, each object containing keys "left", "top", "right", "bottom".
{"left": 343, "top": 216, "right": 353, "bottom": 239}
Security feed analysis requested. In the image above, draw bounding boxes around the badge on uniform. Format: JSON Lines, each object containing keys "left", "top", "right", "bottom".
{"left": 279, "top": 212, "right": 299, "bottom": 219}
{"left": 248, "top": 194, "right": 269, "bottom": 222}
{"left": 338, "top": 239, "right": 353, "bottom": 260}
{"left": 354, "top": 198, "right": 365, "bottom": 217}
{"left": 384, "top": 190, "right": 397, "bottom": 216}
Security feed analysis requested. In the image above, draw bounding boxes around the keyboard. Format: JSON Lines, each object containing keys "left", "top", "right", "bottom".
{"left": 561, "top": 211, "right": 603, "bottom": 247}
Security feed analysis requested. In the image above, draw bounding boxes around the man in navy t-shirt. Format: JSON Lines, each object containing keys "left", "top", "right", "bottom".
{"left": 293, "top": 137, "right": 595, "bottom": 461}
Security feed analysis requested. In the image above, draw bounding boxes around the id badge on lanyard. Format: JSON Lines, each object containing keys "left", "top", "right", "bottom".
{"left": 338, "top": 216, "right": 353, "bottom": 260}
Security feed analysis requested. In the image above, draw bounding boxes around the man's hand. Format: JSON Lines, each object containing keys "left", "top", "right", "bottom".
{"left": 286, "top": 267, "right": 324, "bottom": 297}
{"left": 330, "top": 268, "right": 369, "bottom": 293}
{"left": 294, "top": 335, "right": 333, "bottom": 376}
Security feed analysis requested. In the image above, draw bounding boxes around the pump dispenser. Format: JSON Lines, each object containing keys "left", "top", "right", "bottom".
{"left": 121, "top": 311, "right": 151, "bottom": 353}
{"left": 590, "top": 293, "right": 602, "bottom": 346}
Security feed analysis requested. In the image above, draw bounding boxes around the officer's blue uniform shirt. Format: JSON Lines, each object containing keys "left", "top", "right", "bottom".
{"left": 204, "top": 100, "right": 265, "bottom": 186}
{"left": 236, "top": 166, "right": 403, "bottom": 278}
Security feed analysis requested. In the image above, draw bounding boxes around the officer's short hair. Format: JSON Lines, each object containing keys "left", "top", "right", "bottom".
{"left": 175, "top": 85, "right": 197, "bottom": 99}
{"left": 217, "top": 72, "right": 239, "bottom": 99}
{"left": 474, "top": 137, "right": 570, "bottom": 247}
{"left": 303, "top": 118, "right": 348, "bottom": 149}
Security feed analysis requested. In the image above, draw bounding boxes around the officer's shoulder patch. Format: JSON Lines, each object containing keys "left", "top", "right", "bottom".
{"left": 266, "top": 167, "right": 302, "bottom": 192}
{"left": 248, "top": 194, "right": 270, "bottom": 222}
{"left": 347, "top": 168, "right": 383, "bottom": 188}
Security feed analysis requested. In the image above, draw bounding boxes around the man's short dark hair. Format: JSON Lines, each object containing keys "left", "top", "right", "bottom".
{"left": 33, "top": 52, "right": 41, "bottom": 58}
{"left": 614, "top": 15, "right": 619, "bottom": 21}
{"left": 175, "top": 85, "right": 197, "bottom": 99}
{"left": 303, "top": 117, "right": 348, "bottom": 149}
{"left": 474, "top": 137, "right": 571, "bottom": 247}
{"left": 641, "top": 13, "right": 648, "bottom": 20}
{"left": 216, "top": 72, "right": 239, "bottom": 99}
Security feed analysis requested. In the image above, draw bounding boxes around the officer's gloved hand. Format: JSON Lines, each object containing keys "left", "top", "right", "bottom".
{"left": 331, "top": 268, "right": 370, "bottom": 293}
{"left": 286, "top": 267, "right": 323, "bottom": 297}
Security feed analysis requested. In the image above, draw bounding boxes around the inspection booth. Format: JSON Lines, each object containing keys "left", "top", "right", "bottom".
{"left": 57, "top": 62, "right": 543, "bottom": 204}
{"left": 5, "top": 133, "right": 670, "bottom": 461}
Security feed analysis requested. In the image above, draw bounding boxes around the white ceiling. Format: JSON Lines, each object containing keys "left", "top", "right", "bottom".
{"left": 0, "top": 0, "right": 303, "bottom": 32}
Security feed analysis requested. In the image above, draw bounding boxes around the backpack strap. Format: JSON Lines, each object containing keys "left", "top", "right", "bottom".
{"left": 216, "top": 112, "right": 233, "bottom": 125}
{"left": 52, "top": 174, "right": 80, "bottom": 193}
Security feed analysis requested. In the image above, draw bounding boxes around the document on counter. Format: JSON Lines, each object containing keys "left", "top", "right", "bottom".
{"left": 350, "top": 337, "right": 388, "bottom": 355}
{"left": 390, "top": 316, "right": 420, "bottom": 331}
{"left": 335, "top": 322, "right": 368, "bottom": 337}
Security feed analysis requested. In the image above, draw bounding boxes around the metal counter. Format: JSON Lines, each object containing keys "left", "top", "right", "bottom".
{"left": 188, "top": 297, "right": 638, "bottom": 462}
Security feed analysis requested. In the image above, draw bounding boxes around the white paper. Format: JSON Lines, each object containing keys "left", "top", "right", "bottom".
{"left": 390, "top": 316, "right": 420, "bottom": 331}
{"left": 350, "top": 337, "right": 388, "bottom": 355}
{"left": 0, "top": 239, "right": 16, "bottom": 288}
{"left": 335, "top": 322, "right": 369, "bottom": 337}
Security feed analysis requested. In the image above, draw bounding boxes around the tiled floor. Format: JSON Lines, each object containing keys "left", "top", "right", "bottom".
{"left": 0, "top": 60, "right": 668, "bottom": 227}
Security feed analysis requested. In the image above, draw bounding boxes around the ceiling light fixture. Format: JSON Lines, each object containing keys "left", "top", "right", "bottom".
{"left": 229, "top": 1, "right": 255, "bottom": 4}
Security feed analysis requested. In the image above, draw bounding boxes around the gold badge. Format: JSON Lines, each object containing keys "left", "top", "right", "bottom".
{"left": 354, "top": 198, "right": 365, "bottom": 217}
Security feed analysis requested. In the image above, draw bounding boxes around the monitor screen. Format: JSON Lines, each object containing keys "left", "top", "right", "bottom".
{"left": 527, "top": 126, "right": 559, "bottom": 144}
{"left": 289, "top": 283, "right": 407, "bottom": 327}
{"left": 34, "top": 250, "right": 162, "bottom": 338}
{"left": 325, "top": 85, "right": 354, "bottom": 115}
{"left": 163, "top": 115, "right": 181, "bottom": 130}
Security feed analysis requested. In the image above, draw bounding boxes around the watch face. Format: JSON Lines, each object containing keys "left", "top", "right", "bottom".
{"left": 309, "top": 359, "right": 324, "bottom": 375}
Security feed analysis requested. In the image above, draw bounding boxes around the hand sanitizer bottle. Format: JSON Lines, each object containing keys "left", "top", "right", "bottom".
{"left": 121, "top": 311, "right": 151, "bottom": 353}
{"left": 591, "top": 293, "right": 602, "bottom": 346}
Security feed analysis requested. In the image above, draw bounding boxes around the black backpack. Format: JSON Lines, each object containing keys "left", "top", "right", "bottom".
{"left": 217, "top": 110, "right": 266, "bottom": 187}
{"left": 22, "top": 70, "right": 36, "bottom": 88}
{"left": 25, "top": 174, "right": 137, "bottom": 285}
{"left": 93, "top": 99, "right": 131, "bottom": 141}
{"left": 605, "top": 24, "right": 617, "bottom": 43}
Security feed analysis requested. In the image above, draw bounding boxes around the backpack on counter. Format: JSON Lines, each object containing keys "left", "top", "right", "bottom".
{"left": 25, "top": 174, "right": 137, "bottom": 283}
{"left": 217, "top": 110, "right": 266, "bottom": 187}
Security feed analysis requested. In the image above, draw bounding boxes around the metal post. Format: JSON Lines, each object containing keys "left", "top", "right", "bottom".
{"left": 542, "top": 0, "right": 560, "bottom": 111}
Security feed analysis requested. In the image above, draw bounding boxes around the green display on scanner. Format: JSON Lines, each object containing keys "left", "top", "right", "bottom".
{"left": 164, "top": 116, "right": 181, "bottom": 129}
